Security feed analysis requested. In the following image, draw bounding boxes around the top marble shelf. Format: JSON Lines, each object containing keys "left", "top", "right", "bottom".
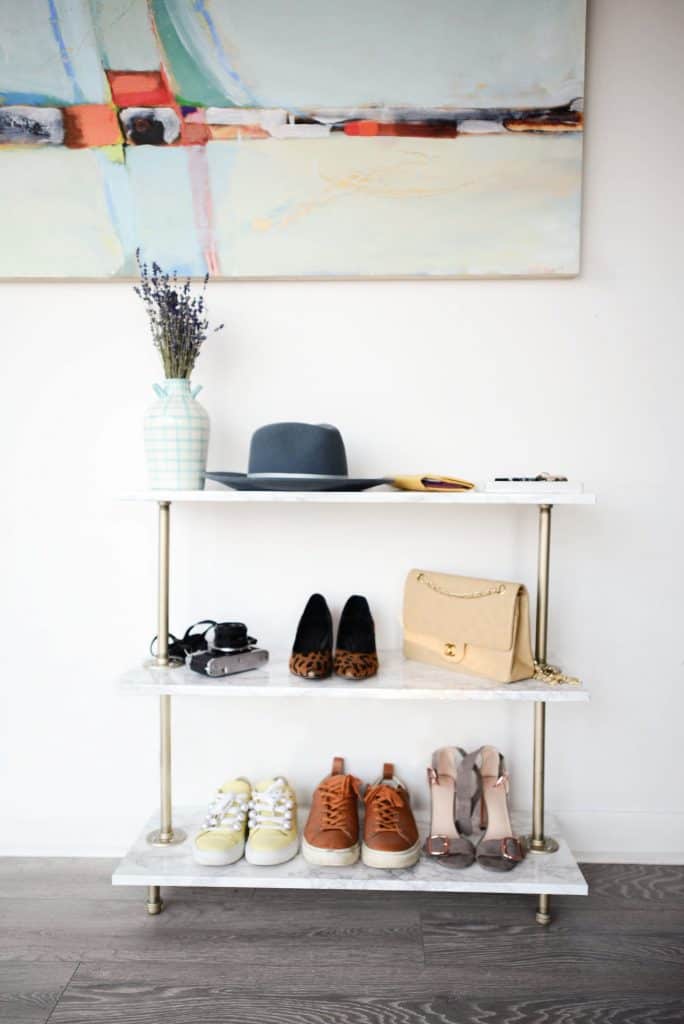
{"left": 120, "top": 488, "right": 596, "bottom": 506}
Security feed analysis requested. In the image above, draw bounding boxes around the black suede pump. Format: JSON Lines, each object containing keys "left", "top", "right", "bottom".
{"left": 289, "top": 593, "right": 333, "bottom": 679}
{"left": 334, "top": 595, "right": 379, "bottom": 680}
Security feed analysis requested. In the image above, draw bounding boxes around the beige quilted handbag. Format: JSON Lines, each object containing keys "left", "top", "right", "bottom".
{"left": 402, "top": 569, "right": 535, "bottom": 683}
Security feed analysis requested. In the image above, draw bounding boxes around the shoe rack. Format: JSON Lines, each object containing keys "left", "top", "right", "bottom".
{"left": 113, "top": 488, "right": 595, "bottom": 924}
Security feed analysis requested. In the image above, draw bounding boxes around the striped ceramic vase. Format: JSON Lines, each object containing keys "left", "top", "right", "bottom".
{"left": 144, "top": 379, "right": 210, "bottom": 490}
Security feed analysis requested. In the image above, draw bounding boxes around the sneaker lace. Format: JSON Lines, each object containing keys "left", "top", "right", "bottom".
{"left": 318, "top": 774, "right": 361, "bottom": 829}
{"left": 203, "top": 791, "right": 249, "bottom": 831}
{"left": 364, "top": 783, "right": 404, "bottom": 832}
{"left": 248, "top": 780, "right": 294, "bottom": 833}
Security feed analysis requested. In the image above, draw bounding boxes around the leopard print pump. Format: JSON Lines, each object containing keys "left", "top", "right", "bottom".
{"left": 333, "top": 649, "right": 379, "bottom": 680}
{"left": 334, "top": 595, "right": 378, "bottom": 681}
{"left": 290, "top": 594, "right": 333, "bottom": 681}
{"left": 289, "top": 650, "right": 333, "bottom": 680}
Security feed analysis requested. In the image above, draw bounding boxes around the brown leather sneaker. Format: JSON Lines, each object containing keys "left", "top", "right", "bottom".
{"left": 302, "top": 757, "right": 362, "bottom": 866}
{"left": 362, "top": 763, "right": 421, "bottom": 869}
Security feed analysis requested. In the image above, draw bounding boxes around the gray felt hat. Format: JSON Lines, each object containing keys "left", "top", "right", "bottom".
{"left": 206, "top": 422, "right": 387, "bottom": 492}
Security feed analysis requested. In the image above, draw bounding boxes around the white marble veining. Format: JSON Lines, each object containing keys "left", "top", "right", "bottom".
{"left": 120, "top": 488, "right": 596, "bottom": 506}
{"left": 113, "top": 808, "right": 587, "bottom": 896}
{"left": 118, "top": 651, "right": 589, "bottom": 702}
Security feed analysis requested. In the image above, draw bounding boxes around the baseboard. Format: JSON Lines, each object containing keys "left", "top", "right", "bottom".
{"left": 1, "top": 810, "right": 683, "bottom": 863}
{"left": 575, "top": 851, "right": 684, "bottom": 864}
{"left": 554, "top": 809, "right": 684, "bottom": 864}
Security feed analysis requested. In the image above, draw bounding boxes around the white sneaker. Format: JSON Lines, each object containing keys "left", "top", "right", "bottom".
{"left": 192, "top": 779, "right": 251, "bottom": 866}
{"left": 245, "top": 777, "right": 299, "bottom": 866}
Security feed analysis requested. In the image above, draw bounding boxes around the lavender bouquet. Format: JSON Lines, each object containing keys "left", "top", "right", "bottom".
{"left": 135, "top": 250, "right": 224, "bottom": 379}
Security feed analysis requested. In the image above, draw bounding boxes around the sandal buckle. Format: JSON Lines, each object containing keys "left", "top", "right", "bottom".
{"left": 425, "top": 834, "right": 450, "bottom": 856}
{"left": 501, "top": 836, "right": 524, "bottom": 862}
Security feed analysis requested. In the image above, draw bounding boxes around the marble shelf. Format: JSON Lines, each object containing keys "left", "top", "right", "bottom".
{"left": 120, "top": 488, "right": 596, "bottom": 506}
{"left": 113, "top": 808, "right": 587, "bottom": 896}
{"left": 118, "top": 652, "right": 589, "bottom": 703}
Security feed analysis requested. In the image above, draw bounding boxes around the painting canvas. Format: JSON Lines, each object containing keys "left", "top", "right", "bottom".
{"left": 0, "top": 1, "right": 586, "bottom": 279}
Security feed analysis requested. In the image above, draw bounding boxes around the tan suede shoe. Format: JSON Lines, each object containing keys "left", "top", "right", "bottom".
{"left": 302, "top": 757, "right": 362, "bottom": 866}
{"left": 362, "top": 763, "right": 421, "bottom": 869}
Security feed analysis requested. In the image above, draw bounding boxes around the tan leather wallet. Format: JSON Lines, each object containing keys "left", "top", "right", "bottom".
{"left": 392, "top": 475, "right": 475, "bottom": 492}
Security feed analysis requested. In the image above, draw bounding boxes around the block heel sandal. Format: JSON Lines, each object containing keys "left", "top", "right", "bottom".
{"left": 423, "top": 746, "right": 479, "bottom": 868}
{"left": 476, "top": 746, "right": 526, "bottom": 871}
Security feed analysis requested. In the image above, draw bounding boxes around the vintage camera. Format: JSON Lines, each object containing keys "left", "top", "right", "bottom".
{"left": 187, "top": 621, "right": 269, "bottom": 678}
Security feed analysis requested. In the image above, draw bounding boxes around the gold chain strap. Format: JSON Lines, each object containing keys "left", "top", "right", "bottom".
{"left": 416, "top": 572, "right": 506, "bottom": 599}
{"left": 533, "top": 661, "right": 580, "bottom": 686}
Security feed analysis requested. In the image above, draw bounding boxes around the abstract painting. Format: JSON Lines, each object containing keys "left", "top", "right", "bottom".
{"left": 0, "top": 1, "right": 586, "bottom": 278}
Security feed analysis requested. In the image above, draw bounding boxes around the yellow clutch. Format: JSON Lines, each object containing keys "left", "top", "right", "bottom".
{"left": 392, "top": 475, "right": 475, "bottom": 493}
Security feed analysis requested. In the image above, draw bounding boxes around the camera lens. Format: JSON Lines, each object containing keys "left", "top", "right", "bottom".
{"left": 210, "top": 622, "right": 252, "bottom": 650}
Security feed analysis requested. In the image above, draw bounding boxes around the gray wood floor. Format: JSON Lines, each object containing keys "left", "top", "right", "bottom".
{"left": 0, "top": 860, "right": 682, "bottom": 1023}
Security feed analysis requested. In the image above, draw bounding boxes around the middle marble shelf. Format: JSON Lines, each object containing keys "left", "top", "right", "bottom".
{"left": 118, "top": 650, "right": 589, "bottom": 703}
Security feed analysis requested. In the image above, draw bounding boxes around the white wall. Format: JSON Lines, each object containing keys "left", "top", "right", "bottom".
{"left": 1, "top": 0, "right": 682, "bottom": 860}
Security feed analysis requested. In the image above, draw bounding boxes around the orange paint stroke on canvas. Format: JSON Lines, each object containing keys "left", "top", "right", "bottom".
{"left": 63, "top": 105, "right": 122, "bottom": 148}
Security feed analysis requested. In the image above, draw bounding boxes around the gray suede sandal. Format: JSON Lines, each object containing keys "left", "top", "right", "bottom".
{"left": 475, "top": 746, "right": 526, "bottom": 871}
{"left": 423, "top": 747, "right": 480, "bottom": 868}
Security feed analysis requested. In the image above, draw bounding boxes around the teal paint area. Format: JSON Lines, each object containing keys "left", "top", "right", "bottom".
{"left": 150, "top": 0, "right": 230, "bottom": 106}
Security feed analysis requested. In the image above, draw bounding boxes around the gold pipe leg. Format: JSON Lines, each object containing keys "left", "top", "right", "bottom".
{"left": 157, "top": 502, "right": 171, "bottom": 670}
{"left": 536, "top": 893, "right": 551, "bottom": 926}
{"left": 146, "top": 885, "right": 163, "bottom": 915}
{"left": 525, "top": 505, "right": 558, "bottom": 922}
{"left": 526, "top": 505, "right": 558, "bottom": 856}
{"left": 147, "top": 502, "right": 186, "bottom": 847}
{"left": 145, "top": 502, "right": 182, "bottom": 671}
{"left": 530, "top": 702, "right": 557, "bottom": 852}
{"left": 535, "top": 505, "right": 552, "bottom": 666}
{"left": 147, "top": 694, "right": 185, "bottom": 845}
{"left": 159, "top": 694, "right": 173, "bottom": 841}
{"left": 531, "top": 700, "right": 545, "bottom": 850}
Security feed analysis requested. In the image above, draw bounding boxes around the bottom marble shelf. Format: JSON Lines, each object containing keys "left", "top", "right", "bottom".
{"left": 113, "top": 808, "right": 587, "bottom": 897}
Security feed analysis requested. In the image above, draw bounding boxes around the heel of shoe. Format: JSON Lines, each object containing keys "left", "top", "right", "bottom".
{"left": 475, "top": 746, "right": 525, "bottom": 872}
{"left": 454, "top": 747, "right": 483, "bottom": 837}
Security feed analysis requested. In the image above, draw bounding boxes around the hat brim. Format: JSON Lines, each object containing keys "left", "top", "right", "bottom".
{"left": 206, "top": 473, "right": 389, "bottom": 493}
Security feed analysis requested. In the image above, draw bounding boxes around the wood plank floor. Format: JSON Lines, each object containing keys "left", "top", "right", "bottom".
{"left": 0, "top": 860, "right": 682, "bottom": 1023}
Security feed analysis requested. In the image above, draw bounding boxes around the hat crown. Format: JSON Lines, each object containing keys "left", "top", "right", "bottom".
{"left": 248, "top": 422, "right": 348, "bottom": 477}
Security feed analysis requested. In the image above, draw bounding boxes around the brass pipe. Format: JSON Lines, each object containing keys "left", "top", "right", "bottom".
{"left": 531, "top": 504, "right": 551, "bottom": 850}
{"left": 158, "top": 502, "right": 173, "bottom": 843}
{"left": 156, "top": 502, "right": 170, "bottom": 668}
{"left": 159, "top": 694, "right": 173, "bottom": 843}
{"left": 146, "top": 885, "right": 163, "bottom": 915}
{"left": 536, "top": 893, "right": 551, "bottom": 926}
{"left": 531, "top": 702, "right": 546, "bottom": 850}
{"left": 528, "top": 504, "right": 557, "bottom": 926}
{"left": 146, "top": 501, "right": 186, "bottom": 850}
{"left": 535, "top": 505, "right": 551, "bottom": 664}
